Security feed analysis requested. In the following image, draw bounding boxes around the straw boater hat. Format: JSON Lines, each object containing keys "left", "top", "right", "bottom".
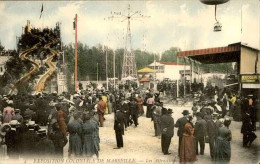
{"left": 212, "top": 112, "right": 219, "bottom": 116}
{"left": 7, "top": 100, "right": 13, "bottom": 105}
{"left": 15, "top": 109, "right": 20, "bottom": 113}
{"left": 28, "top": 121, "right": 36, "bottom": 129}
{"left": 9, "top": 120, "right": 20, "bottom": 126}
{"left": 37, "top": 129, "right": 47, "bottom": 135}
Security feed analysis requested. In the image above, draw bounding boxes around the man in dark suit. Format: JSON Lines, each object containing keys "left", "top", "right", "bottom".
{"left": 175, "top": 109, "right": 189, "bottom": 156}
{"left": 161, "top": 108, "right": 174, "bottom": 155}
{"left": 206, "top": 112, "right": 221, "bottom": 159}
{"left": 129, "top": 98, "right": 139, "bottom": 127}
{"left": 194, "top": 112, "right": 207, "bottom": 155}
{"left": 114, "top": 108, "right": 125, "bottom": 149}
{"left": 35, "top": 129, "right": 55, "bottom": 157}
{"left": 20, "top": 122, "right": 40, "bottom": 158}
{"left": 122, "top": 99, "right": 131, "bottom": 130}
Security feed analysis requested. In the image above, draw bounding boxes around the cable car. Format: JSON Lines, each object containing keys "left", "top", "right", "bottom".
{"left": 199, "top": 0, "right": 229, "bottom": 31}
{"left": 200, "top": 0, "right": 230, "bottom": 5}
{"left": 214, "top": 22, "right": 222, "bottom": 32}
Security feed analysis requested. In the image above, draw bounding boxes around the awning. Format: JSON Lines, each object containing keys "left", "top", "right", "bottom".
{"left": 140, "top": 77, "right": 150, "bottom": 82}
{"left": 177, "top": 43, "right": 241, "bottom": 64}
{"left": 137, "top": 67, "right": 156, "bottom": 73}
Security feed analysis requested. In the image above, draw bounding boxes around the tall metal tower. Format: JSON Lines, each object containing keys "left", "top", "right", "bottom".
{"left": 107, "top": 4, "right": 150, "bottom": 78}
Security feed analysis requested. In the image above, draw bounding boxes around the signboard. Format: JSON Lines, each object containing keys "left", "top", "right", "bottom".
{"left": 242, "top": 83, "right": 260, "bottom": 89}
{"left": 241, "top": 75, "right": 260, "bottom": 83}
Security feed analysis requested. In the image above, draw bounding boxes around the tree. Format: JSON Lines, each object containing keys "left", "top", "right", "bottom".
{"left": 0, "top": 41, "right": 4, "bottom": 53}
{"left": 134, "top": 49, "right": 159, "bottom": 69}
{"left": 160, "top": 47, "right": 181, "bottom": 63}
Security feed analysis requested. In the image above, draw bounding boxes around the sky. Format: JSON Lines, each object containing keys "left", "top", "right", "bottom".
{"left": 0, "top": 0, "right": 259, "bottom": 53}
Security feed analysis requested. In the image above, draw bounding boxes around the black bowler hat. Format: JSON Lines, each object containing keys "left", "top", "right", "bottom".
{"left": 182, "top": 110, "right": 190, "bottom": 115}
{"left": 168, "top": 108, "right": 173, "bottom": 114}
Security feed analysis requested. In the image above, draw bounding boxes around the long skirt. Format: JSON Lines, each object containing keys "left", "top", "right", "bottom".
{"left": 213, "top": 139, "right": 231, "bottom": 164}
{"left": 138, "top": 104, "right": 144, "bottom": 115}
{"left": 0, "top": 144, "right": 7, "bottom": 159}
{"left": 58, "top": 120, "right": 67, "bottom": 136}
{"left": 146, "top": 104, "right": 152, "bottom": 118}
{"left": 82, "top": 135, "right": 98, "bottom": 157}
{"left": 180, "top": 135, "right": 197, "bottom": 163}
{"left": 69, "top": 133, "right": 82, "bottom": 156}
{"left": 108, "top": 102, "right": 112, "bottom": 114}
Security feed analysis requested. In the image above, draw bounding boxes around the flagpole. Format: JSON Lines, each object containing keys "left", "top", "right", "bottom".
{"left": 42, "top": 3, "right": 44, "bottom": 29}
{"left": 74, "top": 14, "right": 78, "bottom": 92}
{"left": 106, "top": 46, "right": 108, "bottom": 90}
{"left": 43, "top": 3, "right": 44, "bottom": 29}
{"left": 113, "top": 50, "right": 115, "bottom": 89}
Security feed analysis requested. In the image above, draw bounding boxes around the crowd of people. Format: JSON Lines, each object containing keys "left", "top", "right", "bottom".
{"left": 0, "top": 82, "right": 259, "bottom": 164}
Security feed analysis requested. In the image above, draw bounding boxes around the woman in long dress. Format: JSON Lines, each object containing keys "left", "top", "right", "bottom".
{"left": 213, "top": 118, "right": 232, "bottom": 164}
{"left": 82, "top": 114, "right": 99, "bottom": 157}
{"left": 180, "top": 116, "right": 197, "bottom": 164}
{"left": 107, "top": 94, "right": 112, "bottom": 114}
{"left": 102, "top": 95, "right": 108, "bottom": 114}
{"left": 137, "top": 96, "right": 144, "bottom": 116}
{"left": 56, "top": 104, "right": 67, "bottom": 136}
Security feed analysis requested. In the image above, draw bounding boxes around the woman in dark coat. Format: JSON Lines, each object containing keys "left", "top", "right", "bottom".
{"left": 180, "top": 116, "right": 197, "bottom": 164}
{"left": 67, "top": 113, "right": 82, "bottom": 157}
{"left": 213, "top": 118, "right": 232, "bottom": 164}
{"left": 241, "top": 113, "right": 257, "bottom": 147}
{"left": 82, "top": 114, "right": 98, "bottom": 157}
{"left": 49, "top": 122, "right": 68, "bottom": 157}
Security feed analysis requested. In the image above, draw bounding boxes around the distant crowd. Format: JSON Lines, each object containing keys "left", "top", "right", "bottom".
{"left": 0, "top": 82, "right": 259, "bottom": 164}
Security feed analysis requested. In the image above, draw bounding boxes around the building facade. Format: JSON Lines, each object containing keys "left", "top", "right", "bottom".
{"left": 0, "top": 56, "right": 11, "bottom": 76}
{"left": 147, "top": 61, "right": 194, "bottom": 81}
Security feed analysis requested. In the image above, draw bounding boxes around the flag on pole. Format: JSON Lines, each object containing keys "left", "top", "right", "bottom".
{"left": 39, "top": 3, "right": 43, "bottom": 19}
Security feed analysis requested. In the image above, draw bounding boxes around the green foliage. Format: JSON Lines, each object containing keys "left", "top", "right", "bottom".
{"left": 161, "top": 47, "right": 181, "bottom": 63}
{"left": 64, "top": 44, "right": 158, "bottom": 82}
{"left": 134, "top": 49, "right": 159, "bottom": 69}
{"left": 0, "top": 41, "right": 4, "bottom": 52}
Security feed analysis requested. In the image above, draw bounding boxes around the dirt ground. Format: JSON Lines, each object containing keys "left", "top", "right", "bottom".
{"left": 3, "top": 103, "right": 259, "bottom": 164}
{"left": 63, "top": 104, "right": 259, "bottom": 164}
